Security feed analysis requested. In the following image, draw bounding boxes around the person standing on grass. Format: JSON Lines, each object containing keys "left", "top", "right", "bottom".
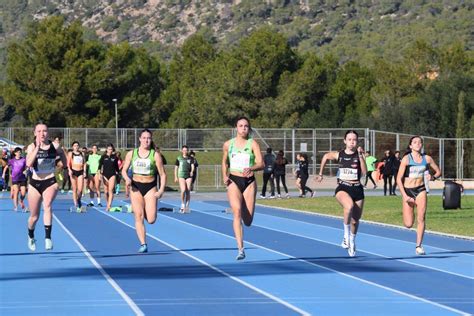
{"left": 299, "top": 153, "right": 314, "bottom": 198}
{"left": 274, "top": 150, "right": 289, "bottom": 198}
{"left": 2, "top": 147, "right": 28, "bottom": 211}
{"left": 396, "top": 136, "right": 441, "bottom": 256}
{"left": 294, "top": 153, "right": 302, "bottom": 196}
{"left": 316, "top": 130, "right": 367, "bottom": 257}
{"left": 26, "top": 123, "right": 61, "bottom": 251}
{"left": 174, "top": 145, "right": 194, "bottom": 213}
{"left": 122, "top": 129, "right": 167, "bottom": 253}
{"left": 260, "top": 147, "right": 275, "bottom": 199}
{"left": 363, "top": 151, "right": 377, "bottom": 189}
{"left": 381, "top": 150, "right": 395, "bottom": 196}
{"left": 391, "top": 151, "right": 401, "bottom": 195}
{"left": 222, "top": 116, "right": 264, "bottom": 260}
{"left": 67, "top": 141, "right": 87, "bottom": 212}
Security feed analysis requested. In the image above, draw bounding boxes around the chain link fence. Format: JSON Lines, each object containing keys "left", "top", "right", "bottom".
{"left": 1, "top": 127, "right": 472, "bottom": 188}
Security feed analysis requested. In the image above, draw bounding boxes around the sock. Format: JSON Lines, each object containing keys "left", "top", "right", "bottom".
{"left": 44, "top": 225, "right": 52, "bottom": 239}
{"left": 78, "top": 196, "right": 82, "bottom": 208}
{"left": 28, "top": 228, "right": 35, "bottom": 238}
{"left": 349, "top": 231, "right": 356, "bottom": 244}
{"left": 97, "top": 197, "right": 101, "bottom": 204}
{"left": 90, "top": 199, "right": 94, "bottom": 205}
{"left": 343, "top": 224, "right": 350, "bottom": 240}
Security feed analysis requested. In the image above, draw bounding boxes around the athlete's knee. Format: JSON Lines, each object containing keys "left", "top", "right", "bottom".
{"left": 147, "top": 217, "right": 157, "bottom": 224}
{"left": 403, "top": 219, "right": 413, "bottom": 228}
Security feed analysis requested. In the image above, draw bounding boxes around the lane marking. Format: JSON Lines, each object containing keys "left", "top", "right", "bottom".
{"left": 178, "top": 202, "right": 474, "bottom": 279}
{"left": 96, "top": 208, "right": 310, "bottom": 316}
{"left": 155, "top": 210, "right": 470, "bottom": 316}
{"left": 53, "top": 214, "right": 144, "bottom": 316}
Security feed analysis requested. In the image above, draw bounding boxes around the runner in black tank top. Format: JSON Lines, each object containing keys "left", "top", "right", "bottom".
{"left": 316, "top": 130, "right": 367, "bottom": 257}
{"left": 25, "top": 123, "right": 61, "bottom": 252}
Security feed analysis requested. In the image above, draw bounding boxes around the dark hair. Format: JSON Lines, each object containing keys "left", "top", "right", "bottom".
{"left": 189, "top": 150, "right": 195, "bottom": 157}
{"left": 138, "top": 128, "right": 156, "bottom": 150}
{"left": 276, "top": 150, "right": 285, "bottom": 165}
{"left": 266, "top": 147, "right": 272, "bottom": 154}
{"left": 234, "top": 116, "right": 252, "bottom": 136}
{"left": 72, "top": 141, "right": 80, "bottom": 147}
{"left": 366, "top": 151, "right": 371, "bottom": 154}
{"left": 106, "top": 143, "right": 115, "bottom": 152}
{"left": 14, "top": 147, "right": 22, "bottom": 153}
{"left": 182, "top": 145, "right": 189, "bottom": 150}
{"left": 301, "top": 153, "right": 308, "bottom": 161}
{"left": 344, "top": 130, "right": 359, "bottom": 139}
{"left": 404, "top": 136, "right": 423, "bottom": 156}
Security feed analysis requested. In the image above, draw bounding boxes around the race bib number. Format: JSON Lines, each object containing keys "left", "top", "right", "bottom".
{"left": 133, "top": 158, "right": 151, "bottom": 175}
{"left": 339, "top": 168, "right": 358, "bottom": 181}
{"left": 73, "top": 155, "right": 83, "bottom": 164}
{"left": 230, "top": 153, "right": 250, "bottom": 171}
{"left": 36, "top": 158, "right": 55, "bottom": 174}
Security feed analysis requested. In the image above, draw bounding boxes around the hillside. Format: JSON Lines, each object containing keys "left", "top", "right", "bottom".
{"left": 1, "top": 0, "right": 472, "bottom": 68}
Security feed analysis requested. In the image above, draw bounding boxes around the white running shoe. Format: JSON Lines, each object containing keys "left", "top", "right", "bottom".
{"left": 236, "top": 248, "right": 246, "bottom": 260}
{"left": 28, "top": 237, "right": 36, "bottom": 251}
{"left": 341, "top": 237, "right": 349, "bottom": 249}
{"left": 45, "top": 238, "right": 53, "bottom": 250}
{"left": 348, "top": 241, "right": 356, "bottom": 257}
{"left": 415, "top": 246, "right": 426, "bottom": 255}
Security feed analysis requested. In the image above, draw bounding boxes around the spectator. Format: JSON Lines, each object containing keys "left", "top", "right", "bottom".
{"left": 189, "top": 150, "right": 198, "bottom": 192}
{"left": 364, "top": 151, "right": 377, "bottom": 189}
{"left": 381, "top": 150, "right": 395, "bottom": 196}
{"left": 391, "top": 151, "right": 401, "bottom": 195}
{"left": 260, "top": 147, "right": 275, "bottom": 198}
{"left": 274, "top": 150, "right": 289, "bottom": 198}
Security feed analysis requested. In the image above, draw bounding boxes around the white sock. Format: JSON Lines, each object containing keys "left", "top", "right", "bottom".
{"left": 90, "top": 200, "right": 94, "bottom": 205}
{"left": 344, "top": 224, "right": 350, "bottom": 240}
{"left": 349, "top": 231, "right": 356, "bottom": 244}
{"left": 97, "top": 198, "right": 101, "bottom": 204}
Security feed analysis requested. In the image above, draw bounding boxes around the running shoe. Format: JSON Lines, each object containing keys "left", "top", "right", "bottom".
{"left": 285, "top": 193, "right": 290, "bottom": 199}
{"left": 277, "top": 194, "right": 281, "bottom": 198}
{"left": 45, "top": 238, "right": 53, "bottom": 250}
{"left": 259, "top": 195, "right": 266, "bottom": 199}
{"left": 13, "top": 207, "right": 18, "bottom": 212}
{"left": 311, "top": 192, "right": 316, "bottom": 198}
{"left": 415, "top": 246, "right": 426, "bottom": 255}
{"left": 138, "top": 244, "right": 148, "bottom": 253}
{"left": 348, "top": 241, "right": 356, "bottom": 257}
{"left": 341, "top": 237, "right": 349, "bottom": 249}
{"left": 236, "top": 248, "right": 246, "bottom": 260}
{"left": 87, "top": 202, "right": 94, "bottom": 207}
{"left": 28, "top": 237, "right": 36, "bottom": 251}
{"left": 22, "top": 207, "right": 29, "bottom": 213}
{"left": 97, "top": 203, "right": 103, "bottom": 207}
{"left": 76, "top": 207, "right": 82, "bottom": 213}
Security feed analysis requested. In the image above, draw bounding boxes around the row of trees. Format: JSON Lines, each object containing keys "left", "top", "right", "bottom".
{"left": 1, "top": 16, "right": 473, "bottom": 138}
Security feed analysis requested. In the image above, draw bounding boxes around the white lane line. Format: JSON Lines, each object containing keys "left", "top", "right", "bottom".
{"left": 96, "top": 209, "right": 310, "bottom": 316}
{"left": 157, "top": 211, "right": 470, "bottom": 316}
{"left": 188, "top": 205, "right": 474, "bottom": 280}
{"left": 53, "top": 214, "right": 144, "bottom": 316}
{"left": 257, "top": 203, "right": 474, "bottom": 243}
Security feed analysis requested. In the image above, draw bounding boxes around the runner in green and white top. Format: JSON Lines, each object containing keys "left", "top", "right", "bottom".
{"left": 174, "top": 145, "right": 194, "bottom": 213}
{"left": 121, "top": 129, "right": 167, "bottom": 253}
{"left": 222, "top": 116, "right": 264, "bottom": 260}
{"left": 87, "top": 145, "right": 102, "bottom": 207}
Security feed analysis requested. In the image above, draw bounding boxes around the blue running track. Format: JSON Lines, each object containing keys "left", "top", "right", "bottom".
{"left": 0, "top": 193, "right": 473, "bottom": 315}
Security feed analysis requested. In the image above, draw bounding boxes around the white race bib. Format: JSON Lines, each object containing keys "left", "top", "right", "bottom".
{"left": 230, "top": 153, "right": 250, "bottom": 171}
{"left": 338, "top": 168, "right": 359, "bottom": 181}
{"left": 133, "top": 158, "right": 151, "bottom": 175}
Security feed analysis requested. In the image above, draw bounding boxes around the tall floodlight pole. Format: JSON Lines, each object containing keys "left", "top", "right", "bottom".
{"left": 112, "top": 98, "right": 118, "bottom": 148}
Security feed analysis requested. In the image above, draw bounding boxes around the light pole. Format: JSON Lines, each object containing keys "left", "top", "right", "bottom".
{"left": 112, "top": 98, "right": 118, "bottom": 148}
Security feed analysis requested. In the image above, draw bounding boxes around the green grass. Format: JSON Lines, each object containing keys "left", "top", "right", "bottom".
{"left": 258, "top": 195, "right": 474, "bottom": 237}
